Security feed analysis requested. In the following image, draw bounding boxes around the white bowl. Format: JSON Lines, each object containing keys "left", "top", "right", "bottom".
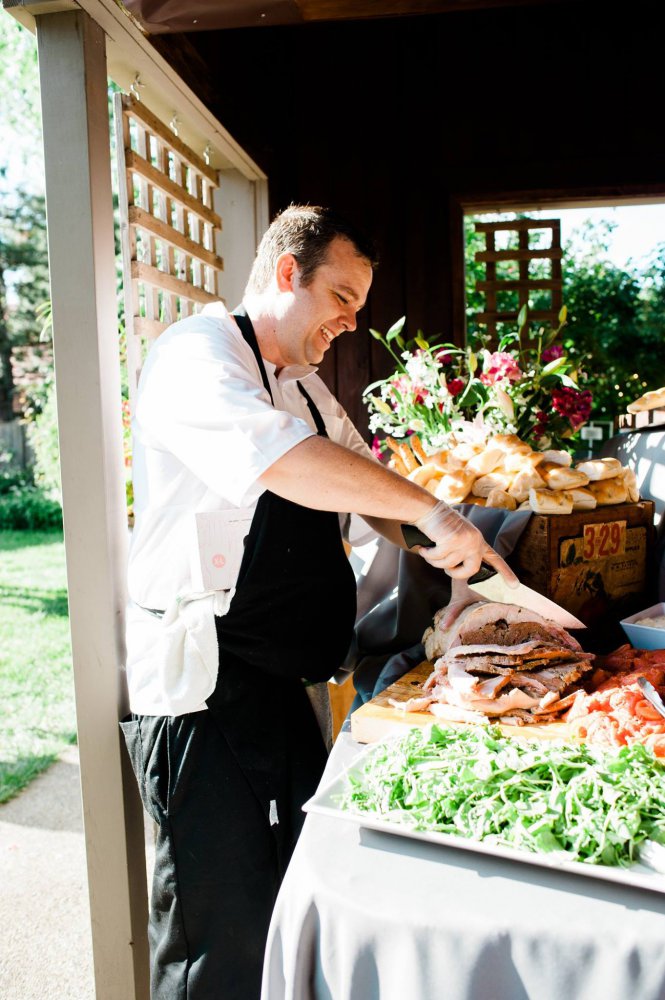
{"left": 620, "top": 602, "right": 665, "bottom": 650}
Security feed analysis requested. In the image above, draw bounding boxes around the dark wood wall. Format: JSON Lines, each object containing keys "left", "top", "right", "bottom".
{"left": 155, "top": 0, "right": 665, "bottom": 436}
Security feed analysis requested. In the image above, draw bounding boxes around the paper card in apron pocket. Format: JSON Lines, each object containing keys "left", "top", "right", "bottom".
{"left": 190, "top": 508, "right": 254, "bottom": 592}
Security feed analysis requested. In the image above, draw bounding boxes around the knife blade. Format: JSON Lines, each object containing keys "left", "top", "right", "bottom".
{"left": 400, "top": 523, "right": 586, "bottom": 630}
{"left": 637, "top": 676, "right": 665, "bottom": 720}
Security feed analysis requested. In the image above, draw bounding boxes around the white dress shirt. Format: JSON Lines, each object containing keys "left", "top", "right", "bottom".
{"left": 125, "top": 301, "right": 375, "bottom": 716}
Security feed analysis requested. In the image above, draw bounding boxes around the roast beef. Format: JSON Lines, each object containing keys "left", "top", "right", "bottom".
{"left": 405, "top": 600, "right": 593, "bottom": 725}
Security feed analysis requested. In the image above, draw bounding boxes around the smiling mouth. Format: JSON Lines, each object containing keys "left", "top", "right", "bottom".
{"left": 321, "top": 324, "right": 334, "bottom": 345}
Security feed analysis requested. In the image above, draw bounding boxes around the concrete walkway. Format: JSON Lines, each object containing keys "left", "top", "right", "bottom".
{"left": 0, "top": 747, "right": 153, "bottom": 999}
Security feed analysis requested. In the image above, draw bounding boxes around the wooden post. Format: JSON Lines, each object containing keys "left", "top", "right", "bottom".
{"left": 35, "top": 10, "right": 149, "bottom": 998}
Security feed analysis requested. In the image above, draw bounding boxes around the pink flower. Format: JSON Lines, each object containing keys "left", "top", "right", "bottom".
{"left": 480, "top": 352, "right": 522, "bottom": 386}
{"left": 551, "top": 387, "right": 592, "bottom": 431}
{"left": 541, "top": 344, "right": 564, "bottom": 364}
{"left": 371, "top": 436, "right": 384, "bottom": 459}
{"left": 446, "top": 377, "right": 465, "bottom": 397}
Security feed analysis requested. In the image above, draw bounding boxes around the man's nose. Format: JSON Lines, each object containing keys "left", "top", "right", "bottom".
{"left": 341, "top": 306, "right": 357, "bottom": 333}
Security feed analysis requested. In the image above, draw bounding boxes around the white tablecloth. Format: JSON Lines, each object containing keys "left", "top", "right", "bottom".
{"left": 262, "top": 729, "right": 665, "bottom": 1000}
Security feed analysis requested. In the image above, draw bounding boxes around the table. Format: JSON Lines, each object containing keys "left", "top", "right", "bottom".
{"left": 262, "top": 729, "right": 665, "bottom": 1000}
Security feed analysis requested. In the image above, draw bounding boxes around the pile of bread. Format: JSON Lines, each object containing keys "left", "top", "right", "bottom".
{"left": 387, "top": 434, "right": 639, "bottom": 514}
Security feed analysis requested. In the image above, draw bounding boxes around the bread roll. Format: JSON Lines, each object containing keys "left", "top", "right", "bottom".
{"left": 463, "top": 495, "right": 487, "bottom": 507}
{"left": 587, "top": 478, "right": 628, "bottom": 505}
{"left": 622, "top": 467, "right": 640, "bottom": 502}
{"left": 407, "top": 462, "right": 444, "bottom": 487}
{"left": 491, "top": 434, "right": 531, "bottom": 454}
{"left": 434, "top": 468, "right": 477, "bottom": 504}
{"left": 388, "top": 454, "right": 409, "bottom": 477}
{"left": 428, "top": 449, "right": 464, "bottom": 472}
{"left": 507, "top": 467, "right": 546, "bottom": 503}
{"left": 540, "top": 449, "right": 573, "bottom": 467}
{"left": 529, "top": 487, "right": 574, "bottom": 515}
{"left": 626, "top": 387, "right": 665, "bottom": 413}
{"left": 466, "top": 446, "right": 504, "bottom": 477}
{"left": 485, "top": 488, "right": 517, "bottom": 511}
{"left": 575, "top": 457, "right": 623, "bottom": 481}
{"left": 386, "top": 436, "right": 418, "bottom": 473}
{"left": 471, "top": 471, "right": 513, "bottom": 498}
{"left": 563, "top": 487, "right": 597, "bottom": 511}
{"left": 408, "top": 434, "right": 430, "bottom": 466}
{"left": 451, "top": 442, "right": 483, "bottom": 464}
{"left": 503, "top": 450, "right": 544, "bottom": 475}
{"left": 539, "top": 463, "right": 590, "bottom": 490}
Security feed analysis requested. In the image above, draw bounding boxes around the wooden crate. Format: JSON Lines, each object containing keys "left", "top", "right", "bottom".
{"left": 512, "top": 501, "right": 655, "bottom": 627}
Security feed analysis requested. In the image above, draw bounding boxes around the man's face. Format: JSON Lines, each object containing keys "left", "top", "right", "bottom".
{"left": 276, "top": 236, "right": 373, "bottom": 368}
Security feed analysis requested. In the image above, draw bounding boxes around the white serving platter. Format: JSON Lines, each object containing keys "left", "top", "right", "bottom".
{"left": 303, "top": 736, "right": 665, "bottom": 896}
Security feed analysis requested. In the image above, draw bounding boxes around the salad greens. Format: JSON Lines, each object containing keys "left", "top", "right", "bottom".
{"left": 340, "top": 724, "right": 665, "bottom": 867}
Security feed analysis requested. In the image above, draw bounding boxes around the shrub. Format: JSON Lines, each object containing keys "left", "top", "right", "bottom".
{"left": 27, "top": 381, "right": 62, "bottom": 502}
{"left": 0, "top": 484, "right": 62, "bottom": 530}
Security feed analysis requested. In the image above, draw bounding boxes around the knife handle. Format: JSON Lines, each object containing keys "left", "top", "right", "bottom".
{"left": 401, "top": 524, "right": 435, "bottom": 548}
{"left": 467, "top": 563, "right": 498, "bottom": 585}
{"left": 401, "top": 524, "right": 498, "bottom": 585}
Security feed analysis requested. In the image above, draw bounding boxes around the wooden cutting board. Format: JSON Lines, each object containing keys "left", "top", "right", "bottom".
{"left": 350, "top": 661, "right": 572, "bottom": 744}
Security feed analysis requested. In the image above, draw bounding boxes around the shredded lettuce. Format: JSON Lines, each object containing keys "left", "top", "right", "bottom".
{"left": 339, "top": 724, "right": 665, "bottom": 867}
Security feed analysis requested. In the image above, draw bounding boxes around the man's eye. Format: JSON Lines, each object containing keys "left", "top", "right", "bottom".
{"left": 335, "top": 292, "right": 349, "bottom": 305}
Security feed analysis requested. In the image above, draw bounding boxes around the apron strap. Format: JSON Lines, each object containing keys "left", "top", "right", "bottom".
{"left": 232, "top": 304, "right": 328, "bottom": 438}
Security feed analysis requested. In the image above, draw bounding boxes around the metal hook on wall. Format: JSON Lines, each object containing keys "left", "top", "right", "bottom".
{"left": 129, "top": 73, "right": 144, "bottom": 100}
{"left": 169, "top": 114, "right": 180, "bottom": 137}
{"left": 203, "top": 142, "right": 212, "bottom": 166}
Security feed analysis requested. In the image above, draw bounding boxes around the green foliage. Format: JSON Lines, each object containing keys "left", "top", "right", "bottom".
{"left": 0, "top": 486, "right": 62, "bottom": 531}
{"left": 0, "top": 16, "right": 50, "bottom": 419}
{"left": 0, "top": 530, "right": 75, "bottom": 802}
{"left": 27, "top": 380, "right": 62, "bottom": 501}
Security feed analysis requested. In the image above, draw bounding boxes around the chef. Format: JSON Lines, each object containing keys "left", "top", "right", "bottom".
{"left": 120, "top": 204, "right": 517, "bottom": 1000}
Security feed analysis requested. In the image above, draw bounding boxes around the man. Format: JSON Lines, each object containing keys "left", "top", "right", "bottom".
{"left": 121, "top": 205, "right": 516, "bottom": 999}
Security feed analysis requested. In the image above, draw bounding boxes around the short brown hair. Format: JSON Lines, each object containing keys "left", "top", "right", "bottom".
{"left": 245, "top": 204, "right": 378, "bottom": 295}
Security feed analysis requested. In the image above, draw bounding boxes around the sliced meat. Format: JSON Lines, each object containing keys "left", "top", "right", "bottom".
{"left": 518, "top": 660, "right": 591, "bottom": 692}
{"left": 427, "top": 602, "right": 582, "bottom": 656}
{"left": 445, "top": 651, "right": 580, "bottom": 673}
{"left": 389, "top": 695, "right": 434, "bottom": 713}
{"left": 531, "top": 690, "right": 582, "bottom": 715}
{"left": 447, "top": 640, "right": 578, "bottom": 659}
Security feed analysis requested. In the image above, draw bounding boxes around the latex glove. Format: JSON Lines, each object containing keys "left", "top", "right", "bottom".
{"left": 437, "top": 579, "right": 487, "bottom": 630}
{"left": 412, "top": 501, "right": 519, "bottom": 585}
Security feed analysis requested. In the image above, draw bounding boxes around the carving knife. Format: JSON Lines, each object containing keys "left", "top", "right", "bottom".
{"left": 401, "top": 524, "right": 587, "bottom": 629}
{"left": 637, "top": 676, "right": 665, "bottom": 720}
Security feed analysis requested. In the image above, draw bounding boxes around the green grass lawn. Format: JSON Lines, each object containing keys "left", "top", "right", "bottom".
{"left": 0, "top": 530, "right": 76, "bottom": 803}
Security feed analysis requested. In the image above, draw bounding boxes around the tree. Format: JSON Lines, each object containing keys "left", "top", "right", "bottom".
{"left": 0, "top": 188, "right": 49, "bottom": 420}
{"left": 0, "top": 16, "right": 49, "bottom": 422}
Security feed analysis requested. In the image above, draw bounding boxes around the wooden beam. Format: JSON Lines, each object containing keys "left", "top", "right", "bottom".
{"left": 131, "top": 260, "right": 219, "bottom": 303}
{"left": 474, "top": 309, "right": 559, "bottom": 322}
{"left": 475, "top": 247, "right": 562, "bottom": 262}
{"left": 476, "top": 278, "right": 561, "bottom": 291}
{"left": 474, "top": 218, "right": 560, "bottom": 232}
{"left": 35, "top": 10, "right": 149, "bottom": 999}
{"left": 129, "top": 205, "right": 224, "bottom": 270}
{"left": 125, "top": 149, "right": 221, "bottom": 227}
{"left": 121, "top": 94, "right": 218, "bottom": 184}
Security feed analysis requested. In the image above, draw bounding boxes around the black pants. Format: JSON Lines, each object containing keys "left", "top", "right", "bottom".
{"left": 121, "top": 709, "right": 297, "bottom": 1000}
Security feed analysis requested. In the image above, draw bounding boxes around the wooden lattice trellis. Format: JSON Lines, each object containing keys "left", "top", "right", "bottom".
{"left": 473, "top": 218, "right": 562, "bottom": 340}
{"left": 113, "top": 93, "right": 224, "bottom": 401}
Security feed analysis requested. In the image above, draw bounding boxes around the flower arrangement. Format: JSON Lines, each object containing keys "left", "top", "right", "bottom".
{"left": 364, "top": 306, "right": 592, "bottom": 456}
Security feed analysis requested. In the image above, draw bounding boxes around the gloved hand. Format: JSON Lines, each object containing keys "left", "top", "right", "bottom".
{"left": 412, "top": 501, "right": 519, "bottom": 585}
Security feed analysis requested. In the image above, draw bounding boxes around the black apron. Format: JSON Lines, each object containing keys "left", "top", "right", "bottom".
{"left": 206, "top": 304, "right": 357, "bottom": 869}
{"left": 121, "top": 307, "right": 359, "bottom": 999}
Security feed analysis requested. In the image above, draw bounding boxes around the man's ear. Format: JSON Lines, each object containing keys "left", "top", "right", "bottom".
{"left": 275, "top": 252, "right": 298, "bottom": 292}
